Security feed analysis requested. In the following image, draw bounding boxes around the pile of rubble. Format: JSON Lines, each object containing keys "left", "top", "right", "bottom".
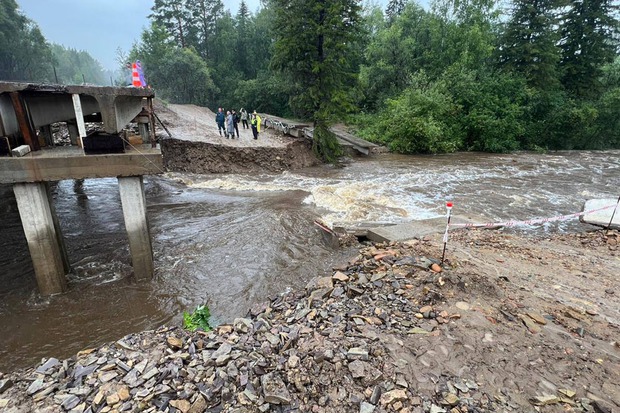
{"left": 1, "top": 239, "right": 618, "bottom": 413}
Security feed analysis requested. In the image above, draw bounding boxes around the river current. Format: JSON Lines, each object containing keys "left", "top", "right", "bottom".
{"left": 0, "top": 151, "right": 618, "bottom": 371}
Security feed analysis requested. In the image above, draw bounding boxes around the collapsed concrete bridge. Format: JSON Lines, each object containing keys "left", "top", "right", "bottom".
{"left": 0, "top": 82, "right": 163, "bottom": 296}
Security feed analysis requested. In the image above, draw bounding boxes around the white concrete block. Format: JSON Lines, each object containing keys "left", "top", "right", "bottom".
{"left": 11, "top": 145, "right": 31, "bottom": 157}
{"left": 581, "top": 198, "right": 620, "bottom": 229}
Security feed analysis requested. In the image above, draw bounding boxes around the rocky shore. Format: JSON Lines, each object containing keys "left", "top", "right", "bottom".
{"left": 1, "top": 230, "right": 619, "bottom": 413}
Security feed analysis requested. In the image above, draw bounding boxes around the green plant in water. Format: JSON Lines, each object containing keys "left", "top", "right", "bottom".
{"left": 182, "top": 305, "right": 212, "bottom": 332}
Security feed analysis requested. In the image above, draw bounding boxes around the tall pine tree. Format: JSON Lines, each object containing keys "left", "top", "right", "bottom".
{"left": 149, "top": 0, "right": 192, "bottom": 48}
{"left": 559, "top": 0, "right": 620, "bottom": 99}
{"left": 271, "top": 0, "right": 363, "bottom": 162}
{"left": 498, "top": 0, "right": 562, "bottom": 90}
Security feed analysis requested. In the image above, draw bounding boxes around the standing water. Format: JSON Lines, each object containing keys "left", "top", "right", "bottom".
{"left": 0, "top": 151, "right": 618, "bottom": 371}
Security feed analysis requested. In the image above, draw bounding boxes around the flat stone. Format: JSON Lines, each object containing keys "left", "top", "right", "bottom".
{"left": 0, "top": 399, "right": 8, "bottom": 408}
{"left": 430, "top": 404, "right": 447, "bottom": 413}
{"left": 61, "top": 395, "right": 81, "bottom": 410}
{"left": 526, "top": 312, "right": 547, "bottom": 325}
{"left": 0, "top": 379, "right": 13, "bottom": 394}
{"left": 519, "top": 314, "right": 542, "bottom": 334}
{"left": 360, "top": 401, "right": 376, "bottom": 413}
{"left": 211, "top": 342, "right": 232, "bottom": 359}
{"left": 333, "top": 271, "right": 349, "bottom": 282}
{"left": 455, "top": 302, "right": 470, "bottom": 311}
{"left": 142, "top": 367, "right": 159, "bottom": 381}
{"left": 348, "top": 360, "right": 367, "bottom": 378}
{"left": 73, "top": 364, "right": 97, "bottom": 382}
{"left": 188, "top": 395, "right": 208, "bottom": 413}
{"left": 261, "top": 372, "right": 291, "bottom": 404}
{"left": 106, "top": 393, "right": 120, "bottom": 406}
{"left": 27, "top": 379, "right": 46, "bottom": 395}
{"left": 316, "top": 276, "right": 334, "bottom": 289}
{"left": 379, "top": 389, "right": 407, "bottom": 406}
{"left": 98, "top": 371, "right": 118, "bottom": 383}
{"left": 167, "top": 336, "right": 183, "bottom": 350}
{"left": 118, "top": 386, "right": 130, "bottom": 401}
{"left": 170, "top": 399, "right": 191, "bottom": 412}
{"left": 36, "top": 357, "right": 61, "bottom": 374}
{"left": 532, "top": 395, "right": 560, "bottom": 405}
{"left": 443, "top": 393, "right": 459, "bottom": 406}
{"left": 347, "top": 347, "right": 369, "bottom": 360}
{"left": 234, "top": 318, "right": 253, "bottom": 333}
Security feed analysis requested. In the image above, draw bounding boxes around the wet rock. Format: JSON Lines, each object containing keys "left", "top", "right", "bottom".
{"left": 0, "top": 379, "right": 13, "bottom": 394}
{"left": 261, "top": 372, "right": 291, "bottom": 405}
{"left": 36, "top": 358, "right": 60, "bottom": 374}
{"left": 61, "top": 394, "right": 81, "bottom": 410}
{"left": 26, "top": 379, "right": 46, "bottom": 395}
{"left": 360, "top": 401, "right": 376, "bottom": 413}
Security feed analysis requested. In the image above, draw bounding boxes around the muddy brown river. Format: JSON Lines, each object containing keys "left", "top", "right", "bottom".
{"left": 1, "top": 151, "right": 618, "bottom": 372}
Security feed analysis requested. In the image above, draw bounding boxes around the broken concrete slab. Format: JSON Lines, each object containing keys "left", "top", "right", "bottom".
{"left": 581, "top": 199, "right": 620, "bottom": 230}
{"left": 366, "top": 218, "right": 447, "bottom": 243}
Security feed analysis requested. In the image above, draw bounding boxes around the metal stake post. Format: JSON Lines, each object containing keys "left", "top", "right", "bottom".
{"left": 441, "top": 202, "right": 453, "bottom": 265}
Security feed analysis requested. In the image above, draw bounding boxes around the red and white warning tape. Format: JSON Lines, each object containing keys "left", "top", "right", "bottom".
{"left": 448, "top": 203, "right": 618, "bottom": 229}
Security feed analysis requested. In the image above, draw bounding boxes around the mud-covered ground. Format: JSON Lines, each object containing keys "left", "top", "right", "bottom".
{"left": 1, "top": 228, "right": 618, "bottom": 412}
{"left": 155, "top": 102, "right": 319, "bottom": 173}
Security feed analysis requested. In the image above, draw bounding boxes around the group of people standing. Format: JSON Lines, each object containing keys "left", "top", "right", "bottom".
{"left": 215, "top": 108, "right": 262, "bottom": 140}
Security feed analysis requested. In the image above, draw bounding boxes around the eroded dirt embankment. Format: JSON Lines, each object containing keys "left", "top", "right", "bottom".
{"left": 161, "top": 137, "right": 318, "bottom": 174}
{"left": 155, "top": 102, "right": 320, "bottom": 173}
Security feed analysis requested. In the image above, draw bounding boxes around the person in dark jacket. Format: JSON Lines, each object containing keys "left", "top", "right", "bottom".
{"left": 232, "top": 110, "right": 240, "bottom": 138}
{"left": 250, "top": 111, "right": 261, "bottom": 140}
{"left": 215, "top": 107, "right": 225, "bottom": 136}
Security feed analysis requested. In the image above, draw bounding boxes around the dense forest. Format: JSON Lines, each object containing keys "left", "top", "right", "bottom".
{"left": 2, "top": 0, "right": 619, "bottom": 159}
{"left": 0, "top": 0, "right": 108, "bottom": 85}
{"left": 130, "top": 0, "right": 620, "bottom": 159}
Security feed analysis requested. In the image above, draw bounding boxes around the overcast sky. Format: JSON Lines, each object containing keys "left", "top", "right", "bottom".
{"left": 17, "top": 0, "right": 427, "bottom": 71}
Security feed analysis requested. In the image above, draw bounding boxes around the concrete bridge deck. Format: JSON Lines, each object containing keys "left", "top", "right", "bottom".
{"left": 0, "top": 82, "right": 162, "bottom": 296}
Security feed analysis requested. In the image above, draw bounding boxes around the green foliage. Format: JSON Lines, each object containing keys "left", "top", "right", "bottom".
{"left": 183, "top": 305, "right": 212, "bottom": 332}
{"left": 559, "top": 0, "right": 620, "bottom": 99}
{"left": 0, "top": 0, "right": 53, "bottom": 81}
{"left": 497, "top": 0, "right": 562, "bottom": 90}
{"left": 153, "top": 48, "right": 218, "bottom": 106}
{"left": 356, "top": 73, "right": 462, "bottom": 153}
{"left": 271, "top": 0, "right": 364, "bottom": 161}
{"left": 50, "top": 44, "right": 107, "bottom": 85}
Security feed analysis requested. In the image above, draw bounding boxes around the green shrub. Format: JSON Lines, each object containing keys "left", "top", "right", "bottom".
{"left": 182, "top": 305, "right": 212, "bottom": 332}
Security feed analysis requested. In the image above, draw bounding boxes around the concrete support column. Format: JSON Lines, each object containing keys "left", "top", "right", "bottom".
{"left": 13, "top": 182, "right": 68, "bottom": 295}
{"left": 118, "top": 176, "right": 153, "bottom": 280}
{"left": 138, "top": 123, "right": 149, "bottom": 142}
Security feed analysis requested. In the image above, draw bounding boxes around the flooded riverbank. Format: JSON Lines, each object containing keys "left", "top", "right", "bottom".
{"left": 0, "top": 150, "right": 618, "bottom": 372}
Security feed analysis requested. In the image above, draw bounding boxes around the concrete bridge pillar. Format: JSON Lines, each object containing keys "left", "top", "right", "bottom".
{"left": 118, "top": 176, "right": 153, "bottom": 280}
{"left": 13, "top": 182, "right": 68, "bottom": 295}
